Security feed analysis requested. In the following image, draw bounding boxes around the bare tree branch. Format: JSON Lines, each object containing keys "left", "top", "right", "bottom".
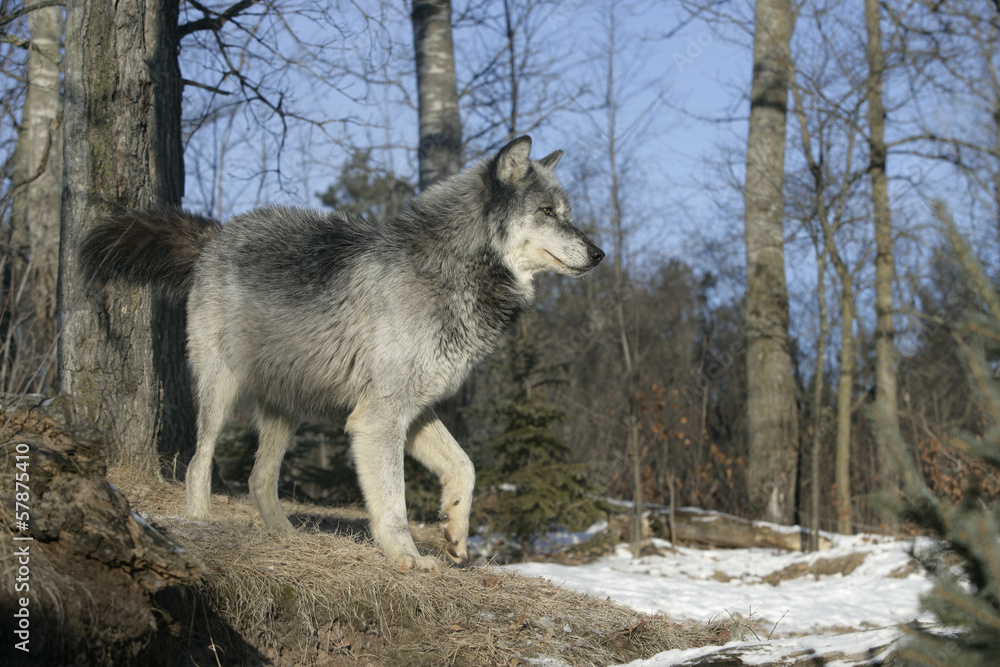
{"left": 0, "top": 32, "right": 29, "bottom": 48}
{"left": 178, "top": 0, "right": 258, "bottom": 38}
{"left": 182, "top": 77, "right": 232, "bottom": 95}
{"left": 0, "top": 0, "right": 62, "bottom": 28}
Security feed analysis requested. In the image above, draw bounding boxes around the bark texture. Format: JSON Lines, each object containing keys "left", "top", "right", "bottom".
{"left": 8, "top": 5, "right": 63, "bottom": 390}
{"left": 808, "top": 240, "right": 827, "bottom": 551}
{"left": 865, "top": 0, "right": 901, "bottom": 512}
{"left": 743, "top": 0, "right": 800, "bottom": 524}
{"left": 834, "top": 271, "right": 856, "bottom": 535}
{"left": 412, "top": 0, "right": 463, "bottom": 190}
{"left": 58, "top": 0, "right": 195, "bottom": 476}
{"left": 0, "top": 407, "right": 203, "bottom": 664}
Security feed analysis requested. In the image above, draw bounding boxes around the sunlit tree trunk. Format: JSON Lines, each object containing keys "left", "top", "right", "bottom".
{"left": 412, "top": 0, "right": 462, "bottom": 190}
{"left": 744, "top": 0, "right": 799, "bottom": 524}
{"left": 865, "top": 0, "right": 900, "bottom": 519}
{"left": 8, "top": 4, "right": 63, "bottom": 392}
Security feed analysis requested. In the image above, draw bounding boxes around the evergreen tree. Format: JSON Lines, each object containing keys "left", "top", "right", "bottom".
{"left": 479, "top": 326, "right": 604, "bottom": 556}
{"left": 880, "top": 204, "right": 1000, "bottom": 666}
{"left": 317, "top": 149, "right": 414, "bottom": 220}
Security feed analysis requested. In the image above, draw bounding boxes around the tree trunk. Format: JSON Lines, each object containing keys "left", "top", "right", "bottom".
{"left": 834, "top": 274, "right": 855, "bottom": 534}
{"left": 865, "top": 0, "right": 900, "bottom": 519}
{"left": 743, "top": 0, "right": 799, "bottom": 525}
{"left": 8, "top": 4, "right": 63, "bottom": 393}
{"left": 503, "top": 0, "right": 518, "bottom": 138}
{"left": 790, "top": 69, "right": 857, "bottom": 536}
{"left": 663, "top": 628, "right": 892, "bottom": 666}
{"left": 790, "top": 71, "right": 828, "bottom": 549}
{"left": 412, "top": 0, "right": 463, "bottom": 191}
{"left": 1, "top": 409, "right": 204, "bottom": 663}
{"left": 600, "top": 4, "right": 642, "bottom": 557}
{"left": 808, "top": 243, "right": 827, "bottom": 551}
{"left": 58, "top": 0, "right": 195, "bottom": 478}
{"left": 656, "top": 507, "right": 829, "bottom": 552}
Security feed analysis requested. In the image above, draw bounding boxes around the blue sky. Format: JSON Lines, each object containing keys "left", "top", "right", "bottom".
{"left": 178, "top": 1, "right": 751, "bottom": 272}
{"left": 174, "top": 0, "right": 999, "bottom": 377}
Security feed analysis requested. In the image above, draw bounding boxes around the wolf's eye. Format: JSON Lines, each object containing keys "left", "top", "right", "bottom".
{"left": 540, "top": 206, "right": 555, "bottom": 217}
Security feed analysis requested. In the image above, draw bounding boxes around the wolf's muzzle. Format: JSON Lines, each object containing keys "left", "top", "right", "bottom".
{"left": 588, "top": 244, "right": 605, "bottom": 266}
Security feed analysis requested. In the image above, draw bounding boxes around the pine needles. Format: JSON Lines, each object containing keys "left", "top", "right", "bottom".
{"left": 880, "top": 203, "right": 1000, "bottom": 666}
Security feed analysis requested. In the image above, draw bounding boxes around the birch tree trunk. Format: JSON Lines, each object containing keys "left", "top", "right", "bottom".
{"left": 412, "top": 0, "right": 463, "bottom": 190}
{"left": 865, "top": 0, "right": 901, "bottom": 515}
{"left": 503, "top": 0, "right": 519, "bottom": 138}
{"left": 58, "top": 0, "right": 195, "bottom": 477}
{"left": 743, "top": 0, "right": 799, "bottom": 524}
{"left": 8, "top": 4, "right": 63, "bottom": 392}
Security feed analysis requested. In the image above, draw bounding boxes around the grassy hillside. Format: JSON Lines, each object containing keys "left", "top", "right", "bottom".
{"left": 1, "top": 408, "right": 721, "bottom": 666}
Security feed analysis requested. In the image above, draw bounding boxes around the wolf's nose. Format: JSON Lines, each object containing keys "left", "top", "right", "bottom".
{"left": 590, "top": 246, "right": 605, "bottom": 264}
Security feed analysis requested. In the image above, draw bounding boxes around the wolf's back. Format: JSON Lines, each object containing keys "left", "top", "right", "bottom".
{"left": 80, "top": 209, "right": 222, "bottom": 300}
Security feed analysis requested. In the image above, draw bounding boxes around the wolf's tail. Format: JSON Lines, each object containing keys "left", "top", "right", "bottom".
{"left": 79, "top": 208, "right": 222, "bottom": 301}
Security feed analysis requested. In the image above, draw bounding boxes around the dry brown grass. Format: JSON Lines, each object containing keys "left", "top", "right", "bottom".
{"left": 114, "top": 470, "right": 724, "bottom": 666}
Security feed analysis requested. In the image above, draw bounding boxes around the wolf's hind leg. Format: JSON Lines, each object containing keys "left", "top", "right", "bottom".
{"left": 405, "top": 410, "right": 475, "bottom": 564}
{"left": 347, "top": 398, "right": 439, "bottom": 571}
{"left": 248, "top": 405, "right": 296, "bottom": 533}
{"left": 185, "top": 362, "right": 238, "bottom": 522}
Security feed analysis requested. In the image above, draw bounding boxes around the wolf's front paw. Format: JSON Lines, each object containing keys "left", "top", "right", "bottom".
{"left": 442, "top": 525, "right": 469, "bottom": 564}
{"left": 392, "top": 552, "right": 441, "bottom": 573}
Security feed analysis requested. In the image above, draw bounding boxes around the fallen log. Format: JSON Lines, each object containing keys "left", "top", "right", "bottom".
{"left": 650, "top": 508, "right": 834, "bottom": 552}
{"left": 664, "top": 627, "right": 898, "bottom": 666}
{"left": 656, "top": 507, "right": 832, "bottom": 551}
{"left": 1, "top": 405, "right": 205, "bottom": 665}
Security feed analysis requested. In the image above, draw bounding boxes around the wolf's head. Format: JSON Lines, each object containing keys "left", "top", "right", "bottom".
{"left": 488, "top": 136, "right": 604, "bottom": 281}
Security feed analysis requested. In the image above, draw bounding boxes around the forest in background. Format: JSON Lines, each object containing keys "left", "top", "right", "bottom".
{"left": 3, "top": 0, "right": 1000, "bottom": 554}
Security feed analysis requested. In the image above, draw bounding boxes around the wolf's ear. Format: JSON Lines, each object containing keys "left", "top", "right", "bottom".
{"left": 537, "top": 150, "right": 563, "bottom": 170}
{"left": 494, "top": 135, "right": 532, "bottom": 183}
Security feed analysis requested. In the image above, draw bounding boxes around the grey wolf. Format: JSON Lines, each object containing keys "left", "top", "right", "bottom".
{"left": 80, "top": 136, "right": 604, "bottom": 570}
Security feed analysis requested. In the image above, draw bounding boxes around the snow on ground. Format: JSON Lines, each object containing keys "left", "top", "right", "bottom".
{"left": 498, "top": 525, "right": 936, "bottom": 666}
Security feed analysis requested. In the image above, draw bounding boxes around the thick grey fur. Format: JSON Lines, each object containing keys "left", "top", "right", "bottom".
{"left": 80, "top": 136, "right": 604, "bottom": 570}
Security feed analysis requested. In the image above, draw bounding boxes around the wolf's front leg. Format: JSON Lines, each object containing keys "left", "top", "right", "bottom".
{"left": 346, "top": 398, "right": 439, "bottom": 572}
{"left": 406, "top": 410, "right": 475, "bottom": 564}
